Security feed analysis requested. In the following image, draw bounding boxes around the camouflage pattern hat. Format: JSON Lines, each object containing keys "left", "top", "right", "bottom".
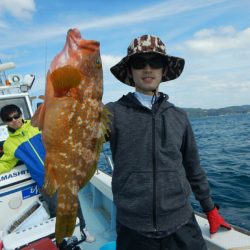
{"left": 110, "top": 34, "right": 185, "bottom": 86}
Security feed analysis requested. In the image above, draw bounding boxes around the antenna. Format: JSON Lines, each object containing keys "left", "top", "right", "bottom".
{"left": 45, "top": 41, "right": 47, "bottom": 79}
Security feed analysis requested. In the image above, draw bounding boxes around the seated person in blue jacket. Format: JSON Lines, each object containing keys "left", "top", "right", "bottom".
{"left": 0, "top": 104, "right": 95, "bottom": 243}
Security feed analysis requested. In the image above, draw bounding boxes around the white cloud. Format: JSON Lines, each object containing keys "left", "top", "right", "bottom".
{"left": 0, "top": 52, "right": 14, "bottom": 61}
{"left": 73, "top": 0, "right": 228, "bottom": 32}
{"left": 161, "top": 25, "right": 250, "bottom": 108}
{"left": 102, "top": 55, "right": 121, "bottom": 72}
{"left": 183, "top": 26, "right": 250, "bottom": 55}
{"left": 0, "top": 0, "right": 35, "bottom": 20}
{"left": 0, "top": 20, "right": 8, "bottom": 29}
{"left": 0, "top": 0, "right": 228, "bottom": 49}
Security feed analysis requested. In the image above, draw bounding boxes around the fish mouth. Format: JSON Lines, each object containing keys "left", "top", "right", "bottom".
{"left": 68, "top": 28, "right": 100, "bottom": 53}
{"left": 68, "top": 28, "right": 81, "bottom": 38}
{"left": 67, "top": 29, "right": 81, "bottom": 47}
{"left": 79, "top": 40, "right": 100, "bottom": 53}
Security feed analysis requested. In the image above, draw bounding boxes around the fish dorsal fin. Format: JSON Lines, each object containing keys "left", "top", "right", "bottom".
{"left": 31, "top": 104, "right": 46, "bottom": 130}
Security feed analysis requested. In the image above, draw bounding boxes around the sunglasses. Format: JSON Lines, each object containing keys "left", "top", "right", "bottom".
{"left": 5, "top": 113, "right": 21, "bottom": 122}
{"left": 129, "top": 55, "right": 165, "bottom": 70}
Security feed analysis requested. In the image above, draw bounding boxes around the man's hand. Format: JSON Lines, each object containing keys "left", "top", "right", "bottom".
{"left": 206, "top": 205, "right": 231, "bottom": 234}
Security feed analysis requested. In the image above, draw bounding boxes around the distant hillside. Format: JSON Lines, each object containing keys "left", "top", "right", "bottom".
{"left": 183, "top": 105, "right": 250, "bottom": 118}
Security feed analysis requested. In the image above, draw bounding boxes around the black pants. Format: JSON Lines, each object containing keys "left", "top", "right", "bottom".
{"left": 39, "top": 189, "right": 86, "bottom": 230}
{"left": 116, "top": 214, "right": 207, "bottom": 250}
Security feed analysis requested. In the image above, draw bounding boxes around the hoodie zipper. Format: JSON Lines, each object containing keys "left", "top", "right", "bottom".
{"left": 152, "top": 113, "right": 157, "bottom": 231}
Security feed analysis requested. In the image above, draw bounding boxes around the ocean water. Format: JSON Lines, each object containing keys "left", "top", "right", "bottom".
{"left": 98, "top": 113, "right": 250, "bottom": 231}
{"left": 191, "top": 113, "right": 250, "bottom": 230}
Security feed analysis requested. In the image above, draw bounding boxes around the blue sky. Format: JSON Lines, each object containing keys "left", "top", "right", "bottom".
{"left": 0, "top": 0, "right": 249, "bottom": 108}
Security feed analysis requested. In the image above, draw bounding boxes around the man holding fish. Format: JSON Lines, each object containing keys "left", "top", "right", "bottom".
{"left": 106, "top": 35, "right": 231, "bottom": 250}
{"left": 25, "top": 27, "right": 230, "bottom": 249}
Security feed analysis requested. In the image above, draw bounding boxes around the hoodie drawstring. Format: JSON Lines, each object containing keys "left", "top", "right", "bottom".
{"left": 151, "top": 89, "right": 157, "bottom": 105}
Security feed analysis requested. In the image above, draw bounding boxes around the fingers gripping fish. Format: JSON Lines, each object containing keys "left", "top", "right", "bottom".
{"left": 32, "top": 28, "right": 110, "bottom": 243}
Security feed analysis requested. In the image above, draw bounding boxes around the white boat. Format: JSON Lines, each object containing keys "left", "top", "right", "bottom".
{"left": 0, "top": 61, "right": 249, "bottom": 250}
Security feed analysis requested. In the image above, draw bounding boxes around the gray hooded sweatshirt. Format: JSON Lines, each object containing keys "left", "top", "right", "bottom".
{"left": 106, "top": 92, "right": 214, "bottom": 233}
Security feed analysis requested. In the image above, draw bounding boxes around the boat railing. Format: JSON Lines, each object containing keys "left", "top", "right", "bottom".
{"left": 103, "top": 153, "right": 114, "bottom": 172}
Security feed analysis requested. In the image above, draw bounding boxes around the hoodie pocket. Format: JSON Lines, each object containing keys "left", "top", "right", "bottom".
{"left": 114, "top": 171, "right": 153, "bottom": 216}
{"left": 156, "top": 170, "right": 188, "bottom": 215}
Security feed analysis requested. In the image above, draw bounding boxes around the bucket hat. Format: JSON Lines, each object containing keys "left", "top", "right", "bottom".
{"left": 110, "top": 35, "right": 185, "bottom": 86}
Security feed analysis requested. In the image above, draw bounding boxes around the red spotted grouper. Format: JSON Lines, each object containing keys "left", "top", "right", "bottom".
{"left": 32, "top": 28, "right": 109, "bottom": 243}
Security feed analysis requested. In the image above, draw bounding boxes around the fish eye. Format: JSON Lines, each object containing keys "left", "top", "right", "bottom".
{"left": 96, "top": 58, "right": 102, "bottom": 68}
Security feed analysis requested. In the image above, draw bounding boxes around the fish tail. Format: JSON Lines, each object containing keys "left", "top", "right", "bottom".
{"left": 50, "top": 65, "right": 83, "bottom": 95}
{"left": 55, "top": 186, "right": 79, "bottom": 243}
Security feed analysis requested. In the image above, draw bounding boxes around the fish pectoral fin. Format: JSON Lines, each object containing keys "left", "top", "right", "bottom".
{"left": 50, "top": 65, "right": 83, "bottom": 96}
{"left": 31, "top": 104, "right": 45, "bottom": 130}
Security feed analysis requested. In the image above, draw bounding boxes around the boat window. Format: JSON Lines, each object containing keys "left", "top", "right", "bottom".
{"left": 0, "top": 97, "right": 31, "bottom": 126}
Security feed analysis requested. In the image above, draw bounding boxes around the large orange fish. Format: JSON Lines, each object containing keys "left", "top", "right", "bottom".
{"left": 32, "top": 28, "right": 109, "bottom": 243}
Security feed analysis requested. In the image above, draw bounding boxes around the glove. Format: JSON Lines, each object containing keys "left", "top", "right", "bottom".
{"left": 206, "top": 205, "right": 231, "bottom": 234}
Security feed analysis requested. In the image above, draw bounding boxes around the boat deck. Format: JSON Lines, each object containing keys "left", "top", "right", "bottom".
{"left": 76, "top": 171, "right": 250, "bottom": 250}
{"left": 78, "top": 187, "right": 116, "bottom": 250}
